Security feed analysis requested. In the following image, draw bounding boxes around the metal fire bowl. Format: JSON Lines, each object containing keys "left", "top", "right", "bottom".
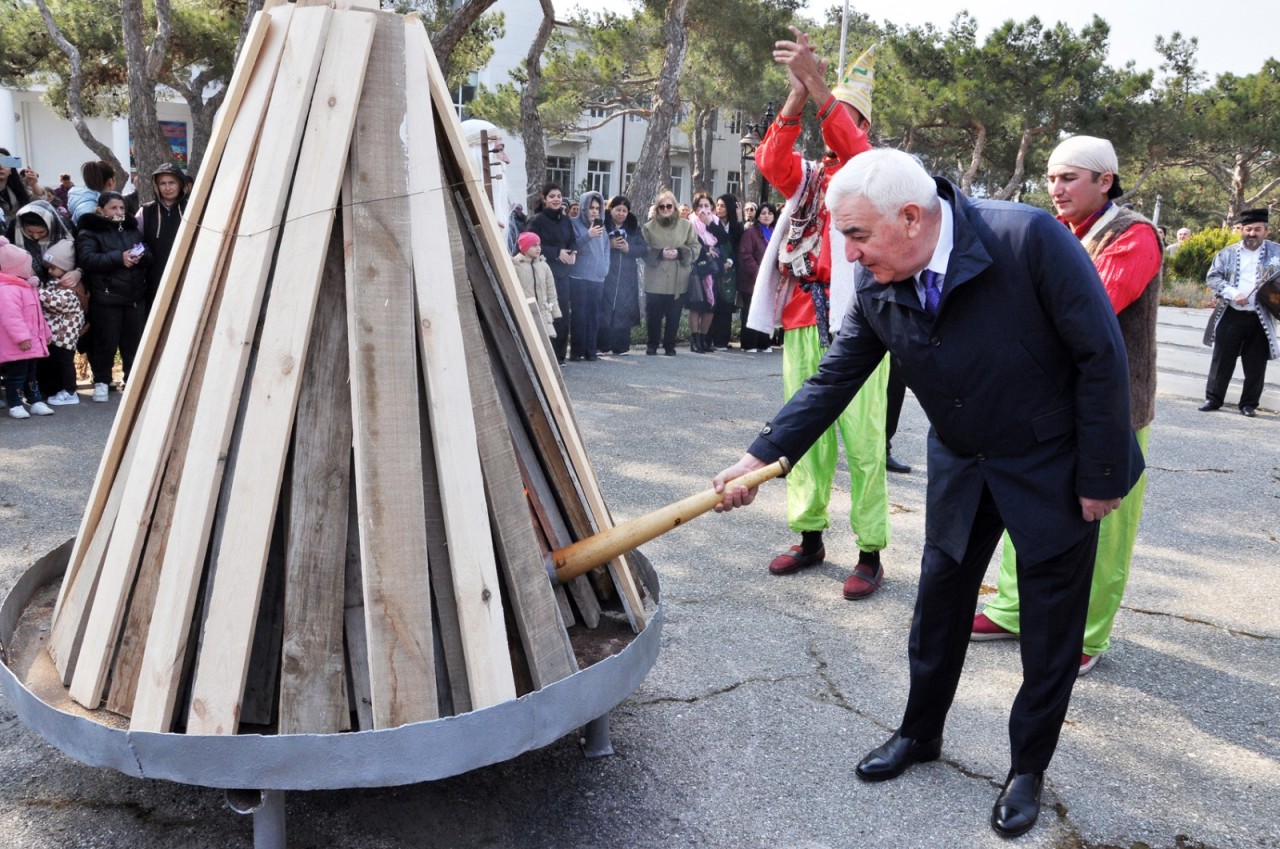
{"left": 1, "top": 539, "right": 663, "bottom": 791}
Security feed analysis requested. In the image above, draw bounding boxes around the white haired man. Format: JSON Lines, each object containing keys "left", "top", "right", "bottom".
{"left": 714, "top": 148, "right": 1142, "bottom": 837}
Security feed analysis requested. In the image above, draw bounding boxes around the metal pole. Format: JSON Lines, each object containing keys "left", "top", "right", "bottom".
{"left": 1152, "top": 193, "right": 1163, "bottom": 227}
{"left": 837, "top": 0, "right": 850, "bottom": 74}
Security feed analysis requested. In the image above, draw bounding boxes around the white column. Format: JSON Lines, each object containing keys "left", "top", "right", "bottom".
{"left": 0, "top": 89, "right": 17, "bottom": 154}
{"left": 111, "top": 116, "right": 131, "bottom": 171}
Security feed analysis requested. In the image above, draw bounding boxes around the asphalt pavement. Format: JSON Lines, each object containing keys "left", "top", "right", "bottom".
{"left": 0, "top": 308, "right": 1276, "bottom": 849}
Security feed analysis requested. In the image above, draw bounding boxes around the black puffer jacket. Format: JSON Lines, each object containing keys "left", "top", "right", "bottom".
{"left": 75, "top": 211, "right": 150, "bottom": 307}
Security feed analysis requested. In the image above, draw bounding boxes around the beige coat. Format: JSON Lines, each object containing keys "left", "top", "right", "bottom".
{"left": 641, "top": 215, "right": 700, "bottom": 296}
{"left": 512, "top": 252, "right": 560, "bottom": 338}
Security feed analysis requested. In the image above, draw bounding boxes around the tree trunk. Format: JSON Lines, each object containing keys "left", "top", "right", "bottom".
{"left": 519, "top": 0, "right": 557, "bottom": 207}
{"left": 959, "top": 120, "right": 986, "bottom": 195}
{"left": 995, "top": 126, "right": 1039, "bottom": 201}
{"left": 1228, "top": 153, "right": 1249, "bottom": 222}
{"left": 31, "top": 0, "right": 127, "bottom": 181}
{"left": 178, "top": 71, "right": 222, "bottom": 176}
{"left": 629, "top": 0, "right": 689, "bottom": 212}
{"left": 430, "top": 0, "right": 499, "bottom": 80}
{"left": 122, "top": 0, "right": 174, "bottom": 205}
{"left": 689, "top": 106, "right": 709, "bottom": 195}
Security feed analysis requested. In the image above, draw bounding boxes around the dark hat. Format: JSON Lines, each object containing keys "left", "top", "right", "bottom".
{"left": 1238, "top": 208, "right": 1269, "bottom": 225}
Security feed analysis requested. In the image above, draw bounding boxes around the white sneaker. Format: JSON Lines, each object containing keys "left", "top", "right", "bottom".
{"left": 9, "top": 405, "right": 30, "bottom": 419}
{"left": 93, "top": 383, "right": 109, "bottom": 403}
{"left": 29, "top": 401, "right": 54, "bottom": 416}
{"left": 47, "top": 390, "right": 79, "bottom": 406}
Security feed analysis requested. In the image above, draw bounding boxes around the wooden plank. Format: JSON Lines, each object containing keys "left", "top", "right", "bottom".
{"left": 126, "top": 5, "right": 334, "bottom": 731}
{"left": 418, "top": 372, "right": 471, "bottom": 716}
{"left": 490, "top": 355, "right": 602, "bottom": 630}
{"left": 277, "top": 226, "right": 356, "bottom": 735}
{"left": 104, "top": 284, "right": 225, "bottom": 716}
{"left": 343, "top": 471, "right": 372, "bottom": 731}
{"left": 182, "top": 7, "right": 372, "bottom": 737}
{"left": 51, "top": 7, "right": 295, "bottom": 691}
{"left": 346, "top": 12, "right": 439, "bottom": 729}
{"left": 51, "top": 8, "right": 275, "bottom": 629}
{"left": 403, "top": 19, "right": 515, "bottom": 710}
{"left": 422, "top": 37, "right": 646, "bottom": 632}
{"left": 238, "top": 490, "right": 287, "bottom": 727}
{"left": 442, "top": 180, "right": 576, "bottom": 689}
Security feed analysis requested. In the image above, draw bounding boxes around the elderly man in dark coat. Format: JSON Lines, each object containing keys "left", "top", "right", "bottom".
{"left": 713, "top": 148, "right": 1142, "bottom": 838}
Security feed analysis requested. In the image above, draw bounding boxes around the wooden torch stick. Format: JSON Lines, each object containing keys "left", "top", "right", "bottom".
{"left": 550, "top": 458, "right": 790, "bottom": 585}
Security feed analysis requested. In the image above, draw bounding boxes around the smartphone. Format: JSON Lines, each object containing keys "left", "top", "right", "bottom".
{"left": 0, "top": 155, "right": 21, "bottom": 170}
{"left": 129, "top": 243, "right": 145, "bottom": 258}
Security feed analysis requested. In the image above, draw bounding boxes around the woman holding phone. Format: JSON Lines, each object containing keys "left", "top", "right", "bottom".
{"left": 567, "top": 190, "right": 610, "bottom": 361}
{"left": 75, "top": 191, "right": 150, "bottom": 401}
{"left": 0, "top": 148, "right": 35, "bottom": 227}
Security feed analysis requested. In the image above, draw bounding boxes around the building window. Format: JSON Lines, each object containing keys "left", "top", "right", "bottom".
{"left": 452, "top": 72, "right": 478, "bottom": 119}
{"left": 726, "top": 170, "right": 742, "bottom": 197}
{"left": 546, "top": 156, "right": 574, "bottom": 190}
{"left": 586, "top": 159, "right": 612, "bottom": 196}
{"left": 726, "top": 111, "right": 743, "bottom": 136}
{"left": 709, "top": 169, "right": 718, "bottom": 194}
{"left": 670, "top": 165, "right": 685, "bottom": 202}
{"left": 587, "top": 105, "right": 608, "bottom": 119}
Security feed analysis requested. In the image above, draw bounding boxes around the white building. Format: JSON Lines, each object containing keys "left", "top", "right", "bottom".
{"left": 3, "top": 1, "right": 757, "bottom": 206}
{"left": 445, "top": 0, "right": 761, "bottom": 210}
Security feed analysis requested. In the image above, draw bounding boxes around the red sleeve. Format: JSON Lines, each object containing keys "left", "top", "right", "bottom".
{"left": 754, "top": 114, "right": 803, "bottom": 199}
{"left": 816, "top": 96, "right": 872, "bottom": 165}
{"left": 1093, "top": 225, "right": 1162, "bottom": 314}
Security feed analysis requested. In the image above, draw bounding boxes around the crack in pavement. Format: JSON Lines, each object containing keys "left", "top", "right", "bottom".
{"left": 1147, "top": 465, "right": 1234, "bottom": 474}
{"left": 633, "top": 673, "right": 809, "bottom": 706}
{"left": 1125, "top": 605, "right": 1274, "bottom": 639}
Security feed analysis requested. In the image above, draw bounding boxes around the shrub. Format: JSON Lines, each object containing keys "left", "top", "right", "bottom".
{"left": 1166, "top": 227, "right": 1238, "bottom": 284}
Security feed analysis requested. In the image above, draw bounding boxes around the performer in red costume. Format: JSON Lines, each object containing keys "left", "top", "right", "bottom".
{"left": 745, "top": 30, "right": 891, "bottom": 600}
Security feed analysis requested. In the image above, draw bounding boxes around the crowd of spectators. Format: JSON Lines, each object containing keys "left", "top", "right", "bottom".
{"left": 509, "top": 183, "right": 778, "bottom": 361}
{"left": 0, "top": 151, "right": 188, "bottom": 419}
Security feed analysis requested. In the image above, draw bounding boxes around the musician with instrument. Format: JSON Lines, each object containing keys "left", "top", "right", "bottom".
{"left": 1200, "top": 207, "right": 1280, "bottom": 418}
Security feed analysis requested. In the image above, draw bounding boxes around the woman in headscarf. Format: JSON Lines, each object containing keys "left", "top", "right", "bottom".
{"left": 685, "top": 192, "right": 724, "bottom": 353}
{"left": 598, "top": 195, "right": 648, "bottom": 356}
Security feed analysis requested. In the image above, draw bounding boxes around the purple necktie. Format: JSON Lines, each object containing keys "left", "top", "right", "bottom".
{"left": 921, "top": 269, "right": 943, "bottom": 316}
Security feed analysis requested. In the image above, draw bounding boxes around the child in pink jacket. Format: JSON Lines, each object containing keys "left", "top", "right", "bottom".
{"left": 0, "top": 237, "right": 53, "bottom": 419}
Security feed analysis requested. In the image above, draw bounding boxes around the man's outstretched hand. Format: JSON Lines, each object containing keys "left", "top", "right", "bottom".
{"left": 712, "top": 454, "right": 768, "bottom": 513}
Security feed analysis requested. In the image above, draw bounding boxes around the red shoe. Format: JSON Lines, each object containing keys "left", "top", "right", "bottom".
{"left": 1078, "top": 652, "right": 1100, "bottom": 676}
{"left": 842, "top": 561, "right": 883, "bottom": 600}
{"left": 768, "top": 545, "right": 824, "bottom": 575}
{"left": 971, "top": 612, "right": 1018, "bottom": 641}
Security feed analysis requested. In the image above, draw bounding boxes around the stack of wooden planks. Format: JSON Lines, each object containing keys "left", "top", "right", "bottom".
{"left": 44, "top": 0, "right": 649, "bottom": 737}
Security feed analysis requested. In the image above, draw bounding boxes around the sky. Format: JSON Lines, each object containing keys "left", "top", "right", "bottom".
{"left": 559, "top": 0, "right": 1274, "bottom": 80}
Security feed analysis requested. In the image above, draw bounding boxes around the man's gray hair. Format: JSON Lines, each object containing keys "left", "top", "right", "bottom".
{"left": 826, "top": 148, "right": 939, "bottom": 217}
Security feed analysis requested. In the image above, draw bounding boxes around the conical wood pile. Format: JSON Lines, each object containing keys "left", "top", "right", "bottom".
{"left": 44, "top": 0, "right": 648, "bottom": 738}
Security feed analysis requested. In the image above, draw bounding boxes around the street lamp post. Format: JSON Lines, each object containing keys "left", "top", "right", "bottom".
{"left": 737, "top": 101, "right": 776, "bottom": 206}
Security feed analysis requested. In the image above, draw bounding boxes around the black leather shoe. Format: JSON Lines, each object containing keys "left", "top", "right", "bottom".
{"left": 991, "top": 770, "right": 1044, "bottom": 838}
{"left": 1198, "top": 400, "right": 1222, "bottom": 412}
{"left": 855, "top": 731, "right": 942, "bottom": 781}
{"left": 1241, "top": 405, "right": 1257, "bottom": 417}
{"left": 885, "top": 453, "right": 912, "bottom": 474}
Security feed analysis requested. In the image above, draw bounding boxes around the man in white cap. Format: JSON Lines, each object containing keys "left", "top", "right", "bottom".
{"left": 744, "top": 29, "right": 891, "bottom": 601}
{"left": 973, "top": 135, "right": 1162, "bottom": 679}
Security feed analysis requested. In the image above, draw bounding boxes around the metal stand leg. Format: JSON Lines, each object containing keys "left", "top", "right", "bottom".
{"left": 226, "top": 789, "right": 287, "bottom": 849}
{"left": 583, "top": 712, "right": 614, "bottom": 758}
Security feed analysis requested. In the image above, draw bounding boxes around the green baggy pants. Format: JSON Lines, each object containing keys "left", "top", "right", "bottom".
{"left": 781, "top": 324, "right": 890, "bottom": 552}
{"left": 981, "top": 426, "right": 1150, "bottom": 656}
